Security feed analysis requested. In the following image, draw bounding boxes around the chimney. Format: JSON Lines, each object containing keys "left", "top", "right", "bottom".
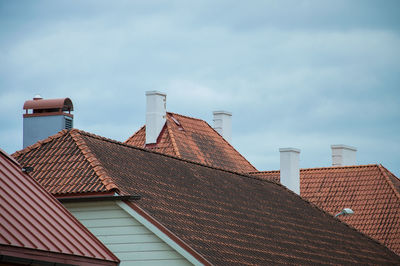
{"left": 331, "top": 145, "right": 357, "bottom": 166}
{"left": 213, "top": 111, "right": 232, "bottom": 142}
{"left": 280, "top": 148, "right": 300, "bottom": 194}
{"left": 23, "top": 96, "right": 73, "bottom": 148}
{"left": 146, "top": 91, "right": 166, "bottom": 144}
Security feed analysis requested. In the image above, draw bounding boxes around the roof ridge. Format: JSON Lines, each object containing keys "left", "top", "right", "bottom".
{"left": 167, "top": 111, "right": 206, "bottom": 122}
{"left": 249, "top": 170, "right": 280, "bottom": 174}
{"left": 254, "top": 164, "right": 381, "bottom": 173}
{"left": 165, "top": 119, "right": 181, "bottom": 157}
{"left": 300, "top": 164, "right": 380, "bottom": 171}
{"left": 377, "top": 164, "right": 400, "bottom": 202}
{"left": 77, "top": 128, "right": 277, "bottom": 186}
{"left": 1, "top": 148, "right": 21, "bottom": 168}
{"left": 69, "top": 129, "right": 119, "bottom": 193}
{"left": 12, "top": 129, "right": 70, "bottom": 158}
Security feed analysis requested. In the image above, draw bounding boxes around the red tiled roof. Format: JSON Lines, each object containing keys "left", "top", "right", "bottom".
{"left": 250, "top": 165, "right": 400, "bottom": 254}
{"left": 12, "top": 130, "right": 400, "bottom": 264}
{"left": 12, "top": 130, "right": 118, "bottom": 195}
{"left": 0, "top": 148, "right": 119, "bottom": 265}
{"left": 125, "top": 112, "right": 257, "bottom": 173}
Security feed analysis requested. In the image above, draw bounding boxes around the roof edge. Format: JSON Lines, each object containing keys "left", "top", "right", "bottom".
{"left": 253, "top": 164, "right": 383, "bottom": 174}
{"left": 167, "top": 111, "right": 205, "bottom": 122}
{"left": 77, "top": 129, "right": 277, "bottom": 186}
{"left": 1, "top": 148, "right": 21, "bottom": 168}
{"left": 121, "top": 201, "right": 212, "bottom": 266}
{"left": 377, "top": 164, "right": 400, "bottom": 202}
{"left": 165, "top": 118, "right": 181, "bottom": 157}
{"left": 124, "top": 125, "right": 146, "bottom": 146}
{"left": 0, "top": 245, "right": 119, "bottom": 266}
{"left": 204, "top": 116, "right": 257, "bottom": 172}
{"left": 69, "top": 129, "right": 120, "bottom": 193}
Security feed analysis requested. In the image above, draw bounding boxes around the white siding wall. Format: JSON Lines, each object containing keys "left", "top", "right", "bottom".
{"left": 64, "top": 201, "right": 192, "bottom": 266}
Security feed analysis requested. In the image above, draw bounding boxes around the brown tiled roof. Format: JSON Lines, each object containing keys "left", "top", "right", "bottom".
{"left": 125, "top": 112, "right": 257, "bottom": 173}
{"left": 0, "top": 148, "right": 119, "bottom": 265}
{"left": 250, "top": 165, "right": 400, "bottom": 254}
{"left": 13, "top": 130, "right": 400, "bottom": 264}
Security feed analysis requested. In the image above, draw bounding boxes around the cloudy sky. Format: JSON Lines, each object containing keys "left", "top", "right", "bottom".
{"left": 1, "top": 0, "right": 399, "bottom": 176}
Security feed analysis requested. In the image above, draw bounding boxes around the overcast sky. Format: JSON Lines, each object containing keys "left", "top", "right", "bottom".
{"left": 1, "top": 0, "right": 399, "bottom": 176}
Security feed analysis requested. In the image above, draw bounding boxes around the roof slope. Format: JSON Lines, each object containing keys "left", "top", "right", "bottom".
{"left": 12, "top": 130, "right": 118, "bottom": 195}
{"left": 13, "top": 129, "right": 400, "bottom": 265}
{"left": 0, "top": 148, "right": 119, "bottom": 265}
{"left": 125, "top": 112, "right": 257, "bottom": 173}
{"left": 250, "top": 165, "right": 400, "bottom": 254}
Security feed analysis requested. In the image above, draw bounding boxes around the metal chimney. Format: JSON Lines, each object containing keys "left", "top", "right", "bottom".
{"left": 23, "top": 96, "right": 73, "bottom": 148}
{"left": 280, "top": 148, "right": 300, "bottom": 194}
{"left": 145, "top": 91, "right": 166, "bottom": 144}
{"left": 213, "top": 111, "right": 232, "bottom": 142}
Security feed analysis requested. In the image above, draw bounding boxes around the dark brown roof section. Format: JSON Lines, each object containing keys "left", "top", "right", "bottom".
{"left": 14, "top": 129, "right": 400, "bottom": 264}
{"left": 125, "top": 112, "right": 257, "bottom": 173}
{"left": 250, "top": 165, "right": 400, "bottom": 254}
{"left": 84, "top": 132, "right": 400, "bottom": 264}
{"left": 0, "top": 148, "right": 119, "bottom": 265}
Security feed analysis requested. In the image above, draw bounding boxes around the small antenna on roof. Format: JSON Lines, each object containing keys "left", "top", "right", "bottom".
{"left": 335, "top": 208, "right": 354, "bottom": 217}
{"left": 33, "top": 94, "right": 43, "bottom": 100}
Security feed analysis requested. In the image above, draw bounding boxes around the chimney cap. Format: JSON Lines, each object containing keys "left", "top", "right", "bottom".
{"left": 23, "top": 98, "right": 73, "bottom": 111}
{"left": 331, "top": 144, "right": 357, "bottom": 151}
{"left": 213, "top": 110, "right": 232, "bottom": 116}
{"left": 279, "top": 147, "right": 301, "bottom": 153}
{"left": 146, "top": 90, "right": 166, "bottom": 97}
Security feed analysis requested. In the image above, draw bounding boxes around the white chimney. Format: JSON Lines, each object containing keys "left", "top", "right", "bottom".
{"left": 146, "top": 91, "right": 166, "bottom": 144}
{"left": 331, "top": 145, "right": 357, "bottom": 166}
{"left": 280, "top": 148, "right": 300, "bottom": 194}
{"left": 213, "top": 111, "right": 232, "bottom": 142}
